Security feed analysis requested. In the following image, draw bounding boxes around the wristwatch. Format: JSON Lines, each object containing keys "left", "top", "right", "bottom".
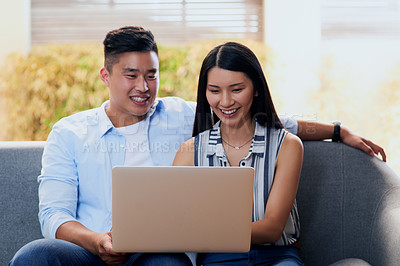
{"left": 332, "top": 121, "right": 341, "bottom": 142}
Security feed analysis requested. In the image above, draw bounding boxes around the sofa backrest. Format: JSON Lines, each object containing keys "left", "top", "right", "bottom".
{"left": 0, "top": 141, "right": 45, "bottom": 265}
{"left": 297, "top": 141, "right": 400, "bottom": 266}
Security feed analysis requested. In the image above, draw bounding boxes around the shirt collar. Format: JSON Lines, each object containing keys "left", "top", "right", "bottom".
{"left": 251, "top": 121, "right": 266, "bottom": 156}
{"left": 98, "top": 99, "right": 159, "bottom": 138}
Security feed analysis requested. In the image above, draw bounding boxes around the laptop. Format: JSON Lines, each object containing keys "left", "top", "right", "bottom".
{"left": 112, "top": 166, "right": 254, "bottom": 253}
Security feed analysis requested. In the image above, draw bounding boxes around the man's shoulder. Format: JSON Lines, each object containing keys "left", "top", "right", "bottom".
{"left": 156, "top": 97, "right": 196, "bottom": 113}
{"left": 52, "top": 106, "right": 102, "bottom": 131}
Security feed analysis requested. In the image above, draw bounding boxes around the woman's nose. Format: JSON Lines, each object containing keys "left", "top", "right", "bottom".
{"left": 220, "top": 91, "right": 234, "bottom": 106}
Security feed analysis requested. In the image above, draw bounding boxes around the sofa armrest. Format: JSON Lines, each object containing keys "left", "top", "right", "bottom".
{"left": 0, "top": 141, "right": 45, "bottom": 265}
{"left": 297, "top": 141, "right": 400, "bottom": 265}
{"left": 369, "top": 186, "right": 400, "bottom": 265}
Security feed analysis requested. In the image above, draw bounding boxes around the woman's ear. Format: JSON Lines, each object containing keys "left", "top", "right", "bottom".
{"left": 100, "top": 67, "right": 110, "bottom": 87}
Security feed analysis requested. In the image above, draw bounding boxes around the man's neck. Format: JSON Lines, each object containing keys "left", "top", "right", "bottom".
{"left": 105, "top": 108, "right": 145, "bottom": 128}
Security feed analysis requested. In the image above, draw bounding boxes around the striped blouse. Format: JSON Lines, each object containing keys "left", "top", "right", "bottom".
{"left": 193, "top": 120, "right": 300, "bottom": 246}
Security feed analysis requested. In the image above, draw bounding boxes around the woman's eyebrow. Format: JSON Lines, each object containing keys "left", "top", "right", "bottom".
{"left": 207, "top": 84, "right": 220, "bottom": 88}
{"left": 228, "top": 82, "right": 244, "bottom": 87}
{"left": 207, "top": 82, "right": 244, "bottom": 88}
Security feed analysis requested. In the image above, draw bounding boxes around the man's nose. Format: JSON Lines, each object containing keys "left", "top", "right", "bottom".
{"left": 135, "top": 76, "right": 149, "bottom": 92}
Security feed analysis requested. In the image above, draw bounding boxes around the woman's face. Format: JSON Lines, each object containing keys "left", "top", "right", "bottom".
{"left": 206, "top": 67, "right": 255, "bottom": 129}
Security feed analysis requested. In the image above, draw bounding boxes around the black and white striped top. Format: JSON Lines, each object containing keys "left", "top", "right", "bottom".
{"left": 193, "top": 121, "right": 300, "bottom": 246}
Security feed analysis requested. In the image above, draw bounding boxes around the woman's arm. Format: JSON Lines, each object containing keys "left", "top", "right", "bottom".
{"left": 173, "top": 138, "right": 195, "bottom": 166}
{"left": 251, "top": 133, "right": 303, "bottom": 244}
{"left": 296, "top": 120, "right": 386, "bottom": 162}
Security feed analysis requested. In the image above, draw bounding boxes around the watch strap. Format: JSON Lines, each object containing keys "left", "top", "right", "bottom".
{"left": 332, "top": 121, "right": 341, "bottom": 142}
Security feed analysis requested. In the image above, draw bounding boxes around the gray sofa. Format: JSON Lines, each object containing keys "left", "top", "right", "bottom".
{"left": 1, "top": 141, "right": 400, "bottom": 265}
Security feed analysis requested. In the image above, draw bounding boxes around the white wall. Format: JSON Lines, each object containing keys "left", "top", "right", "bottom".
{"left": 264, "top": 0, "right": 321, "bottom": 116}
{"left": 0, "top": 0, "right": 31, "bottom": 67}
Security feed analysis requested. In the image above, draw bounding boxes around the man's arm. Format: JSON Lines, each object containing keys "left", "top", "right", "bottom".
{"left": 296, "top": 120, "right": 386, "bottom": 162}
{"left": 39, "top": 124, "right": 128, "bottom": 264}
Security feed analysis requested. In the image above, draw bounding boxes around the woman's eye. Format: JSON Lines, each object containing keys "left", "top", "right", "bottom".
{"left": 233, "top": 88, "right": 243, "bottom": 92}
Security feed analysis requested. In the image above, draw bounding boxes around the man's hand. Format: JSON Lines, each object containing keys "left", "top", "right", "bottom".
{"left": 95, "top": 231, "right": 130, "bottom": 265}
{"left": 296, "top": 120, "right": 387, "bottom": 162}
{"left": 341, "top": 126, "right": 387, "bottom": 162}
{"left": 56, "top": 222, "right": 130, "bottom": 265}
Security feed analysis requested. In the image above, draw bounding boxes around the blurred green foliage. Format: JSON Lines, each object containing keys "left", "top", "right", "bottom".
{"left": 0, "top": 39, "right": 269, "bottom": 140}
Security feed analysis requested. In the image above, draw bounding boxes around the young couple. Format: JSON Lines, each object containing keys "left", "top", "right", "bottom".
{"left": 10, "top": 26, "right": 385, "bottom": 266}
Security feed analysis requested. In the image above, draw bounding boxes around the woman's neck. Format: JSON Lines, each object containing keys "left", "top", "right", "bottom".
{"left": 219, "top": 119, "right": 255, "bottom": 146}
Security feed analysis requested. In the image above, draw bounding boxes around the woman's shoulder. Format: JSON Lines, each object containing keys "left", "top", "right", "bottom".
{"left": 281, "top": 132, "right": 303, "bottom": 155}
{"left": 173, "top": 138, "right": 195, "bottom": 166}
{"left": 192, "top": 126, "right": 215, "bottom": 145}
{"left": 181, "top": 138, "right": 195, "bottom": 151}
{"left": 275, "top": 132, "right": 303, "bottom": 173}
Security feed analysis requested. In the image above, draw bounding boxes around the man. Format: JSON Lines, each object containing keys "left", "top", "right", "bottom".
{"left": 9, "top": 26, "right": 385, "bottom": 266}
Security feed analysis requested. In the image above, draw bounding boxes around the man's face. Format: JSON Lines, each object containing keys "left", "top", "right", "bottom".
{"left": 101, "top": 51, "right": 159, "bottom": 127}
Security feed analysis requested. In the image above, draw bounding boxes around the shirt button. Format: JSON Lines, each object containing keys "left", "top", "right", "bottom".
{"left": 241, "top": 162, "right": 246, "bottom": 166}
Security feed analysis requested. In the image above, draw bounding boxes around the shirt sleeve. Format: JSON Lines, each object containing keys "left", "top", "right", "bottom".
{"left": 38, "top": 123, "right": 79, "bottom": 239}
{"left": 278, "top": 115, "right": 298, "bottom": 135}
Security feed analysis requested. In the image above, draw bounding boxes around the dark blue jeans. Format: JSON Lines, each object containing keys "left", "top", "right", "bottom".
{"left": 198, "top": 245, "right": 303, "bottom": 266}
{"left": 9, "top": 239, "right": 193, "bottom": 266}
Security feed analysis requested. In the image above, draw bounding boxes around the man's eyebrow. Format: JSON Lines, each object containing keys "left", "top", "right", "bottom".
{"left": 122, "top": 68, "right": 157, "bottom": 73}
{"left": 147, "top": 69, "right": 157, "bottom": 73}
{"left": 122, "top": 68, "right": 139, "bottom": 73}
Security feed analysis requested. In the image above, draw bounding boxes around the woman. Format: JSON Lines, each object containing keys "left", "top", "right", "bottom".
{"left": 173, "top": 42, "right": 304, "bottom": 265}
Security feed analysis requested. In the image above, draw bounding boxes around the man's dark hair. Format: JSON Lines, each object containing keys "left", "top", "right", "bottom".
{"left": 192, "top": 42, "right": 283, "bottom": 137}
{"left": 103, "top": 26, "right": 158, "bottom": 73}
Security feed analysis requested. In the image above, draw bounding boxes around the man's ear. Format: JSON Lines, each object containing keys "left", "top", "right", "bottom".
{"left": 100, "top": 67, "right": 110, "bottom": 87}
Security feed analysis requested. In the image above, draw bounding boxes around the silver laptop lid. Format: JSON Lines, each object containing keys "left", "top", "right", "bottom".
{"left": 112, "top": 166, "right": 254, "bottom": 253}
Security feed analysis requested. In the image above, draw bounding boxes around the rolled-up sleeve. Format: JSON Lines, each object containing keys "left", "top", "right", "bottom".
{"left": 279, "top": 115, "right": 298, "bottom": 135}
{"left": 38, "top": 124, "right": 78, "bottom": 239}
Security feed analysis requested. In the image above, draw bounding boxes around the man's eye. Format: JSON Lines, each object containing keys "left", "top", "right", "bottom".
{"left": 146, "top": 75, "right": 157, "bottom": 80}
{"left": 127, "top": 75, "right": 137, "bottom": 79}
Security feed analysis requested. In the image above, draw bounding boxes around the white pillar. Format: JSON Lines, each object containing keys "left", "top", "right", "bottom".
{"left": 264, "top": 0, "right": 321, "bottom": 117}
{"left": 0, "top": 0, "right": 31, "bottom": 67}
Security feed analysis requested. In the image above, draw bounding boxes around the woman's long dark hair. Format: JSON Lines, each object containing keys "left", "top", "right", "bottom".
{"left": 192, "top": 42, "right": 283, "bottom": 137}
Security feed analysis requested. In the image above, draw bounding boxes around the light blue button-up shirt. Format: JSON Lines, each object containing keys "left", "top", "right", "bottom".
{"left": 38, "top": 97, "right": 297, "bottom": 239}
{"left": 38, "top": 97, "right": 196, "bottom": 238}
